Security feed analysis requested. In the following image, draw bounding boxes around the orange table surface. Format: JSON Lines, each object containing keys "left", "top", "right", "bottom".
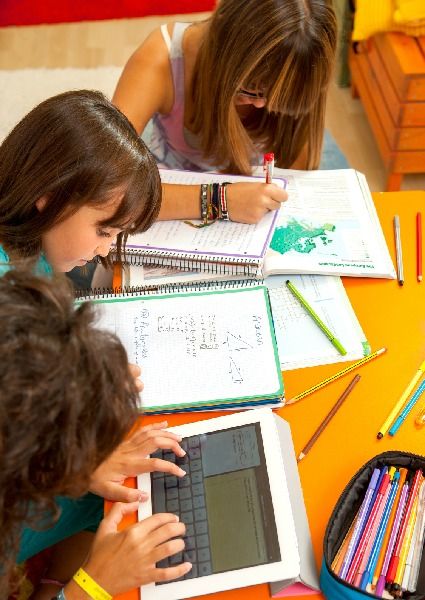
{"left": 113, "top": 191, "right": 425, "bottom": 600}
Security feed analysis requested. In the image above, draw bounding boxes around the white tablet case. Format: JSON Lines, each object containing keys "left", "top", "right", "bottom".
{"left": 270, "top": 415, "right": 319, "bottom": 597}
{"left": 138, "top": 408, "right": 317, "bottom": 600}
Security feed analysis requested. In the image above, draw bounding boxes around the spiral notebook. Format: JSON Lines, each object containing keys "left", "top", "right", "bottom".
{"left": 122, "top": 168, "right": 395, "bottom": 279}
{"left": 120, "top": 169, "right": 285, "bottom": 278}
{"left": 85, "top": 284, "right": 284, "bottom": 414}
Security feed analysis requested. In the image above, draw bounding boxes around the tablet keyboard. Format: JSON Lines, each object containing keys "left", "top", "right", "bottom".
{"left": 150, "top": 434, "right": 212, "bottom": 580}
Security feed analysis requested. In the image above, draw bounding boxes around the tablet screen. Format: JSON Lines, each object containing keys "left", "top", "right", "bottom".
{"left": 151, "top": 423, "right": 281, "bottom": 580}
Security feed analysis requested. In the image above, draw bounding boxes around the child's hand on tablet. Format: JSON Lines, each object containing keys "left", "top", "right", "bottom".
{"left": 89, "top": 421, "right": 186, "bottom": 502}
{"left": 65, "top": 502, "right": 192, "bottom": 596}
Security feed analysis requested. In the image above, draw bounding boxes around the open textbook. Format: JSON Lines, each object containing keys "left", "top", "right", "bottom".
{"left": 123, "top": 168, "right": 395, "bottom": 279}
{"left": 88, "top": 285, "right": 283, "bottom": 413}
{"left": 263, "top": 167, "right": 395, "bottom": 279}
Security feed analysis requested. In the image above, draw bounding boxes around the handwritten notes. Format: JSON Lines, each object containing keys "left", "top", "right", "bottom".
{"left": 93, "top": 287, "right": 283, "bottom": 412}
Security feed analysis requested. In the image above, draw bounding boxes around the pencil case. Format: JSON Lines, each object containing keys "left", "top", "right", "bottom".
{"left": 320, "top": 450, "right": 425, "bottom": 600}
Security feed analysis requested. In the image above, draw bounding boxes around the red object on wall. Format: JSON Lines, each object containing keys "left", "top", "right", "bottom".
{"left": 0, "top": 1, "right": 215, "bottom": 27}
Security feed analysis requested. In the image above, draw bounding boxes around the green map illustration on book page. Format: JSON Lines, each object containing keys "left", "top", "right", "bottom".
{"left": 270, "top": 218, "right": 336, "bottom": 255}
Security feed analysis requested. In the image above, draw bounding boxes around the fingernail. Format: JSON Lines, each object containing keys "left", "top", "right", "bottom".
{"left": 174, "top": 514, "right": 180, "bottom": 521}
{"left": 178, "top": 468, "right": 186, "bottom": 477}
{"left": 139, "top": 491, "right": 149, "bottom": 501}
{"left": 184, "top": 562, "right": 192, "bottom": 572}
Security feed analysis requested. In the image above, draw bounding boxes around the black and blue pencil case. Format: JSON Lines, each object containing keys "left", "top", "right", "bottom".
{"left": 320, "top": 451, "right": 425, "bottom": 600}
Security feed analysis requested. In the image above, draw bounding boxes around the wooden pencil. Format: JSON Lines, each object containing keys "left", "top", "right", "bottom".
{"left": 297, "top": 374, "right": 361, "bottom": 462}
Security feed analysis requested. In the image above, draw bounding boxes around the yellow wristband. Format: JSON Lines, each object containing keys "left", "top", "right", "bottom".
{"left": 72, "top": 568, "right": 112, "bottom": 600}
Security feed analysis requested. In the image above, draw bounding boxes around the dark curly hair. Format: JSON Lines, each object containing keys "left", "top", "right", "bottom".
{"left": 0, "top": 269, "right": 139, "bottom": 594}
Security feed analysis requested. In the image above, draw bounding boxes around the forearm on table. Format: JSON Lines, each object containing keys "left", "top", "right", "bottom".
{"left": 157, "top": 183, "right": 200, "bottom": 220}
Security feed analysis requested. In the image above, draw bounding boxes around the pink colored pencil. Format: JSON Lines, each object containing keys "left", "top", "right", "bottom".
{"left": 346, "top": 472, "right": 391, "bottom": 584}
{"left": 376, "top": 482, "right": 409, "bottom": 597}
{"left": 353, "top": 484, "right": 391, "bottom": 587}
{"left": 386, "top": 470, "right": 423, "bottom": 585}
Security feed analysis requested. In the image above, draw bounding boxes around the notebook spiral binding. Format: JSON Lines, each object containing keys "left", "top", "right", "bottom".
{"left": 75, "top": 278, "right": 263, "bottom": 300}
{"left": 116, "top": 251, "right": 262, "bottom": 277}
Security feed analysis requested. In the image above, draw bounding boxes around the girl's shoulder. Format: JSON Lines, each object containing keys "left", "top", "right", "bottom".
{"left": 134, "top": 23, "right": 177, "bottom": 62}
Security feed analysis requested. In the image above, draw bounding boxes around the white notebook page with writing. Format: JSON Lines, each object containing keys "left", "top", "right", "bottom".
{"left": 126, "top": 169, "right": 284, "bottom": 260}
{"left": 93, "top": 287, "right": 282, "bottom": 411}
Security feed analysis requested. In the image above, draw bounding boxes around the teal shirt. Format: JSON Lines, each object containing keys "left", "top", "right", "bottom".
{"left": 0, "top": 244, "right": 103, "bottom": 560}
{"left": 0, "top": 245, "right": 53, "bottom": 276}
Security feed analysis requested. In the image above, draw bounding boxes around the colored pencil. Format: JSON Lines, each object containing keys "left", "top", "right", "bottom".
{"left": 287, "top": 348, "right": 386, "bottom": 405}
{"left": 417, "top": 212, "right": 422, "bottom": 283}
{"left": 386, "top": 470, "right": 423, "bottom": 584}
{"left": 408, "top": 481, "right": 425, "bottom": 592}
{"left": 286, "top": 279, "right": 346, "bottom": 355}
{"left": 371, "top": 468, "right": 408, "bottom": 589}
{"left": 339, "top": 468, "right": 381, "bottom": 580}
{"left": 332, "top": 509, "right": 360, "bottom": 573}
{"left": 377, "top": 358, "right": 425, "bottom": 438}
{"left": 389, "top": 379, "right": 425, "bottom": 436}
{"left": 394, "top": 215, "right": 404, "bottom": 286}
{"left": 297, "top": 375, "right": 360, "bottom": 462}
{"left": 356, "top": 482, "right": 391, "bottom": 588}
{"left": 392, "top": 496, "right": 419, "bottom": 593}
{"left": 375, "top": 482, "right": 409, "bottom": 597}
{"left": 361, "top": 470, "right": 400, "bottom": 590}
{"left": 401, "top": 495, "right": 422, "bottom": 592}
{"left": 346, "top": 469, "right": 390, "bottom": 584}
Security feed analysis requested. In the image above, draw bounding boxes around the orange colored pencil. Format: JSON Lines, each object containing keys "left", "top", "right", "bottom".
{"left": 370, "top": 467, "right": 409, "bottom": 589}
{"left": 332, "top": 508, "right": 360, "bottom": 573}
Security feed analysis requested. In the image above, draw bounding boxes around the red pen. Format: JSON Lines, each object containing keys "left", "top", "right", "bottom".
{"left": 263, "top": 152, "right": 274, "bottom": 184}
{"left": 386, "top": 469, "right": 423, "bottom": 584}
{"left": 417, "top": 212, "right": 422, "bottom": 282}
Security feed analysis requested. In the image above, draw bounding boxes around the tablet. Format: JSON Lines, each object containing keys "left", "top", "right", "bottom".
{"left": 138, "top": 408, "right": 300, "bottom": 600}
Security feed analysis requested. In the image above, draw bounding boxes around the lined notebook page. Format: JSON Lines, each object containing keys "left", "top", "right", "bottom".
{"left": 267, "top": 274, "right": 369, "bottom": 370}
{"left": 125, "top": 169, "right": 283, "bottom": 260}
{"left": 93, "top": 286, "right": 283, "bottom": 411}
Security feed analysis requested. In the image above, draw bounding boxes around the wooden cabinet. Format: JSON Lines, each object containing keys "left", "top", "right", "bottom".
{"left": 349, "top": 32, "right": 425, "bottom": 190}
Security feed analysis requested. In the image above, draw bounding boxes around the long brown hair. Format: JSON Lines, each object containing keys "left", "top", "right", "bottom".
{"left": 188, "top": 0, "right": 337, "bottom": 173}
{"left": 0, "top": 270, "right": 139, "bottom": 595}
{"left": 0, "top": 90, "right": 161, "bottom": 267}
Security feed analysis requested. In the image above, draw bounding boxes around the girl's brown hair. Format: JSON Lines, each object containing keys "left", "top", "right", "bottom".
{"left": 0, "top": 269, "right": 140, "bottom": 595}
{"left": 0, "top": 90, "right": 161, "bottom": 266}
{"left": 188, "top": 0, "right": 337, "bottom": 173}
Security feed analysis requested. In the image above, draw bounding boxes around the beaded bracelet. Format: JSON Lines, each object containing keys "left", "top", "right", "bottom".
{"left": 72, "top": 568, "right": 112, "bottom": 600}
{"left": 184, "top": 183, "right": 217, "bottom": 228}
{"left": 200, "top": 183, "right": 209, "bottom": 224}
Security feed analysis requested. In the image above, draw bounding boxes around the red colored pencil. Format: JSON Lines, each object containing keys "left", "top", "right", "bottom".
{"left": 417, "top": 212, "right": 422, "bottom": 282}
